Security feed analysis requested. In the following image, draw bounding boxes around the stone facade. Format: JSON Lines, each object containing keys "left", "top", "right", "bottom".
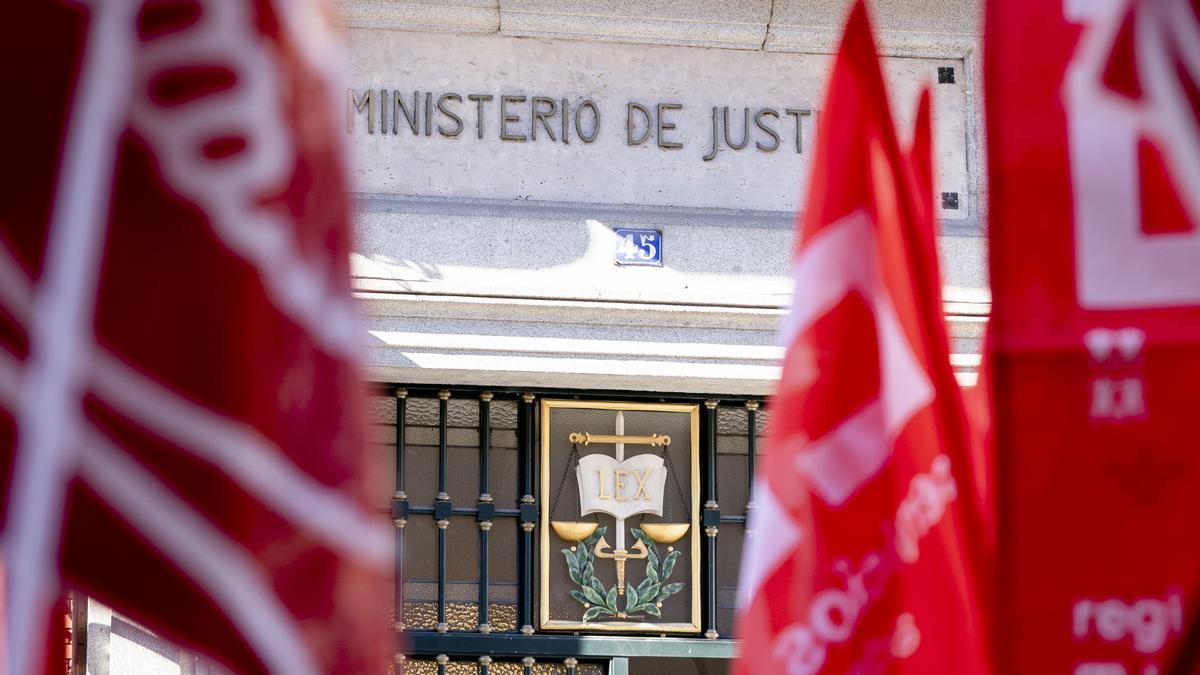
{"left": 346, "top": 0, "right": 988, "bottom": 395}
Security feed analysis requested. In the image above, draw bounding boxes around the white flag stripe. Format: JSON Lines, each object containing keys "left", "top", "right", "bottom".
{"left": 778, "top": 212, "right": 935, "bottom": 506}
{"left": 0, "top": 237, "right": 33, "bottom": 318}
{"left": 3, "top": 0, "right": 381, "bottom": 669}
{"left": 0, "top": 349, "right": 317, "bottom": 675}
{"left": 78, "top": 430, "right": 321, "bottom": 675}
{"left": 780, "top": 211, "right": 876, "bottom": 349}
{"left": 92, "top": 357, "right": 390, "bottom": 566}
{"left": 736, "top": 479, "right": 802, "bottom": 609}
{"left": 2, "top": 0, "right": 139, "bottom": 671}
{"left": 0, "top": 231, "right": 389, "bottom": 568}
{"left": 0, "top": 346, "right": 20, "bottom": 405}
{"left": 795, "top": 399, "right": 889, "bottom": 506}
{"left": 1156, "top": 0, "right": 1200, "bottom": 217}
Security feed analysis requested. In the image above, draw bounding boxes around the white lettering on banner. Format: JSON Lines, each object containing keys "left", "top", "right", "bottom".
{"left": 781, "top": 212, "right": 934, "bottom": 506}
{"left": 890, "top": 614, "right": 921, "bottom": 659}
{"left": 1085, "top": 327, "right": 1148, "bottom": 423}
{"left": 1089, "top": 378, "right": 1146, "bottom": 420}
{"left": 1085, "top": 328, "right": 1146, "bottom": 364}
{"left": 844, "top": 613, "right": 923, "bottom": 675}
{"left": 1074, "top": 662, "right": 1164, "bottom": 675}
{"left": 1065, "top": 0, "right": 1200, "bottom": 309}
{"left": 893, "top": 456, "right": 958, "bottom": 563}
{"left": 770, "top": 456, "right": 957, "bottom": 674}
{"left": 1072, "top": 589, "right": 1184, "bottom": 655}
{"left": 1074, "top": 664, "right": 1129, "bottom": 675}
{"left": 128, "top": 0, "right": 360, "bottom": 356}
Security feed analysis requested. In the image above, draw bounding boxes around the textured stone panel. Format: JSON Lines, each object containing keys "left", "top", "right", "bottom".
{"left": 345, "top": 30, "right": 970, "bottom": 217}
{"left": 499, "top": 0, "right": 771, "bottom": 49}
{"left": 335, "top": 0, "right": 500, "bottom": 33}
{"left": 765, "top": 0, "right": 981, "bottom": 56}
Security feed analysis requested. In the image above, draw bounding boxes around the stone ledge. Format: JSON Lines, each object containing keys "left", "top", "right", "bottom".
{"left": 360, "top": 291, "right": 781, "bottom": 394}
{"left": 356, "top": 291, "right": 987, "bottom": 395}
{"left": 335, "top": 0, "right": 981, "bottom": 55}
{"left": 357, "top": 291, "right": 788, "bottom": 329}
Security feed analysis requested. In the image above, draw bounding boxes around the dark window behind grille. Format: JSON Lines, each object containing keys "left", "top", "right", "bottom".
{"left": 371, "top": 386, "right": 765, "bottom": 673}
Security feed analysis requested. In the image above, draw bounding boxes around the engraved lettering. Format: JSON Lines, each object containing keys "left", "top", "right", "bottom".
{"left": 379, "top": 89, "right": 388, "bottom": 134}
{"left": 394, "top": 90, "right": 419, "bottom": 135}
{"left": 657, "top": 102, "right": 683, "bottom": 150}
{"left": 786, "top": 108, "right": 813, "bottom": 153}
{"left": 755, "top": 107, "right": 780, "bottom": 152}
{"left": 561, "top": 97, "right": 570, "bottom": 144}
{"left": 468, "top": 93, "right": 493, "bottom": 139}
{"left": 423, "top": 92, "right": 433, "bottom": 137}
{"left": 350, "top": 84, "right": 818, "bottom": 165}
{"left": 436, "top": 93, "right": 463, "bottom": 137}
{"left": 597, "top": 469, "right": 612, "bottom": 500}
{"left": 703, "top": 106, "right": 719, "bottom": 161}
{"left": 531, "top": 96, "right": 558, "bottom": 142}
{"left": 500, "top": 95, "right": 527, "bottom": 142}
{"left": 575, "top": 99, "right": 600, "bottom": 143}
{"left": 347, "top": 89, "right": 373, "bottom": 134}
{"left": 723, "top": 106, "right": 750, "bottom": 150}
{"left": 626, "top": 101, "right": 652, "bottom": 146}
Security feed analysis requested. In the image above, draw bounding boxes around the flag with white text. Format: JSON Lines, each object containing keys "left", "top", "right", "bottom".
{"left": 0, "top": 0, "right": 390, "bottom": 672}
{"left": 733, "top": 2, "right": 990, "bottom": 673}
{"left": 985, "top": 0, "right": 1200, "bottom": 671}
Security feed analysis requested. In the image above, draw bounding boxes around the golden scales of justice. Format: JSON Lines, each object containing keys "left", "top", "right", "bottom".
{"left": 550, "top": 412, "right": 689, "bottom": 596}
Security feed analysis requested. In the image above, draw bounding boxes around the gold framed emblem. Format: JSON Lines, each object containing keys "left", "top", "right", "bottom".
{"left": 539, "top": 399, "right": 701, "bottom": 633}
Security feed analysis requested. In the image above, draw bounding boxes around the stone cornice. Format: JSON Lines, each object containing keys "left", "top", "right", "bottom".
{"left": 334, "top": 0, "right": 982, "bottom": 58}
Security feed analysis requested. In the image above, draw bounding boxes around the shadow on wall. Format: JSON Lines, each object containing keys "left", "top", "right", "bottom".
{"left": 351, "top": 194, "right": 795, "bottom": 282}
{"left": 88, "top": 601, "right": 231, "bottom": 675}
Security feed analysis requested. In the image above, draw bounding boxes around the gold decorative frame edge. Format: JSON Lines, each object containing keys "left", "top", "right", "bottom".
{"left": 538, "top": 399, "right": 702, "bottom": 634}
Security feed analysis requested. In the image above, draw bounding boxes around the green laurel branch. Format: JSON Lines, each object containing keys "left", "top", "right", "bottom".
{"left": 625, "top": 528, "right": 685, "bottom": 617}
{"left": 562, "top": 526, "right": 619, "bottom": 621}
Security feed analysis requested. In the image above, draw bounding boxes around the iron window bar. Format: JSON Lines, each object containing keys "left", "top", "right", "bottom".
{"left": 477, "top": 391, "right": 494, "bottom": 634}
{"left": 385, "top": 385, "right": 765, "bottom": 660}
{"left": 392, "top": 389, "right": 407, "bottom": 633}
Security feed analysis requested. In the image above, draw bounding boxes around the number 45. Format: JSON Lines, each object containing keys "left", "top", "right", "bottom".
{"left": 636, "top": 233, "right": 658, "bottom": 260}
{"left": 617, "top": 233, "right": 658, "bottom": 261}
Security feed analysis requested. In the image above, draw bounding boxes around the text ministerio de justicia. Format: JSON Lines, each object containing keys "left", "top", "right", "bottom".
{"left": 348, "top": 89, "right": 816, "bottom": 161}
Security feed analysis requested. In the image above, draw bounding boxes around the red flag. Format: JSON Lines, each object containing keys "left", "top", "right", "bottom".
{"left": 733, "top": 3, "right": 990, "bottom": 673}
{"left": 0, "top": 1, "right": 390, "bottom": 673}
{"left": 986, "top": 0, "right": 1200, "bottom": 671}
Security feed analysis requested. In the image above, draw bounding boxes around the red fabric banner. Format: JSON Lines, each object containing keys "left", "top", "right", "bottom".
{"left": 0, "top": 1, "right": 389, "bottom": 673}
{"left": 985, "top": 0, "right": 1200, "bottom": 672}
{"left": 733, "top": 3, "right": 990, "bottom": 673}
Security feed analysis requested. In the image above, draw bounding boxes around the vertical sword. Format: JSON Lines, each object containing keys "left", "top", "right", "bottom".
{"left": 592, "top": 410, "right": 649, "bottom": 601}
{"left": 614, "top": 411, "right": 624, "bottom": 552}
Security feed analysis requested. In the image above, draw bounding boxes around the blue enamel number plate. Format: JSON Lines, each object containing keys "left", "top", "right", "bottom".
{"left": 613, "top": 228, "right": 662, "bottom": 266}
